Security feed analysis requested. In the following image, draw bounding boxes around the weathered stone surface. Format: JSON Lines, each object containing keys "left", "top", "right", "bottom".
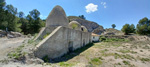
{"left": 0, "top": 29, "right": 22, "bottom": 38}
{"left": 0, "top": 30, "right": 6, "bottom": 37}
{"left": 46, "top": 5, "right": 69, "bottom": 27}
{"left": 68, "top": 16, "right": 103, "bottom": 32}
{"left": 69, "top": 21, "right": 81, "bottom": 31}
{"left": 92, "top": 26, "right": 105, "bottom": 35}
{"left": 34, "top": 26, "right": 57, "bottom": 40}
{"left": 34, "top": 26, "right": 91, "bottom": 59}
{"left": 81, "top": 26, "right": 88, "bottom": 32}
{"left": 102, "top": 28, "right": 124, "bottom": 35}
{"left": 34, "top": 5, "right": 92, "bottom": 59}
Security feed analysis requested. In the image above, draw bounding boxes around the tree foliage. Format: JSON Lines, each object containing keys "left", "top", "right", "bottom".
{"left": 0, "top": 0, "right": 5, "bottom": 9}
{"left": 0, "top": 0, "right": 45, "bottom": 34}
{"left": 112, "top": 24, "right": 116, "bottom": 29}
{"left": 121, "top": 24, "right": 135, "bottom": 35}
{"left": 79, "top": 15, "right": 86, "bottom": 20}
{"left": 136, "top": 17, "right": 150, "bottom": 35}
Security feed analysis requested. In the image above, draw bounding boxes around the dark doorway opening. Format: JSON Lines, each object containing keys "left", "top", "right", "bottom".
{"left": 83, "top": 39, "right": 85, "bottom": 46}
{"left": 81, "top": 28, "right": 84, "bottom": 31}
{"left": 68, "top": 41, "right": 73, "bottom": 52}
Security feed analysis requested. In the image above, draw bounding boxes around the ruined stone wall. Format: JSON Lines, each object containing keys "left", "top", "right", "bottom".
{"left": 34, "top": 26, "right": 91, "bottom": 59}
{"left": 34, "top": 26, "right": 58, "bottom": 40}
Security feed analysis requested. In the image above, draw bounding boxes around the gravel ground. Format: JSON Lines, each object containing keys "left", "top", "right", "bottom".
{"left": 0, "top": 37, "right": 28, "bottom": 60}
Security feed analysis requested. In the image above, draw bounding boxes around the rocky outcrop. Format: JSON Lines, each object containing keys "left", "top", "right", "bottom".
{"left": 68, "top": 16, "right": 104, "bottom": 34}
{"left": 92, "top": 26, "right": 105, "bottom": 35}
{"left": 0, "top": 29, "right": 22, "bottom": 38}
{"left": 0, "top": 30, "right": 6, "bottom": 37}
{"left": 102, "top": 28, "right": 124, "bottom": 35}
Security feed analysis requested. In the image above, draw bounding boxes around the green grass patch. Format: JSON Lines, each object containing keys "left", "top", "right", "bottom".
{"left": 114, "top": 53, "right": 122, "bottom": 59}
{"left": 119, "top": 49, "right": 137, "bottom": 54}
{"left": 119, "top": 49, "right": 130, "bottom": 53}
{"left": 28, "top": 39, "right": 34, "bottom": 44}
{"left": 123, "top": 60, "right": 130, "bottom": 65}
{"left": 89, "top": 58, "right": 103, "bottom": 65}
{"left": 59, "top": 62, "right": 74, "bottom": 67}
{"left": 99, "top": 36, "right": 128, "bottom": 42}
{"left": 7, "top": 44, "right": 26, "bottom": 60}
{"left": 102, "top": 53, "right": 114, "bottom": 57}
{"left": 122, "top": 54, "right": 134, "bottom": 60}
{"left": 140, "top": 58, "right": 150, "bottom": 62}
{"left": 100, "top": 49, "right": 109, "bottom": 53}
{"left": 42, "top": 55, "right": 50, "bottom": 62}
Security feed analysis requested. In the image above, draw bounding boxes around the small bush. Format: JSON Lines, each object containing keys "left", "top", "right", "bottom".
{"left": 99, "top": 36, "right": 106, "bottom": 41}
{"left": 100, "top": 37, "right": 127, "bottom": 42}
{"left": 42, "top": 55, "right": 50, "bottom": 62}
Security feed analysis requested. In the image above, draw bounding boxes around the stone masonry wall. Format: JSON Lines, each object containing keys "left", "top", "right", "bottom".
{"left": 34, "top": 26, "right": 91, "bottom": 59}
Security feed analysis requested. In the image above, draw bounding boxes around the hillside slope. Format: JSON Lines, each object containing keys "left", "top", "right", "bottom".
{"left": 102, "top": 28, "right": 124, "bottom": 35}
{"left": 68, "top": 16, "right": 104, "bottom": 35}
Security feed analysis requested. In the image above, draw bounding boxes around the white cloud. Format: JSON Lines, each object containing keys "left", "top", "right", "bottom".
{"left": 101, "top": 2, "right": 107, "bottom": 8}
{"left": 40, "top": 15, "right": 47, "bottom": 19}
{"left": 85, "top": 3, "right": 98, "bottom": 13}
{"left": 104, "top": 6, "right": 107, "bottom": 8}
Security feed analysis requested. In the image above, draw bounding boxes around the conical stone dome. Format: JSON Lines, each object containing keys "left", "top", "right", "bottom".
{"left": 46, "top": 5, "right": 69, "bottom": 27}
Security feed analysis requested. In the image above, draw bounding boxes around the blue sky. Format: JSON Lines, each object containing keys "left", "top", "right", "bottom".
{"left": 6, "top": 0, "right": 150, "bottom": 30}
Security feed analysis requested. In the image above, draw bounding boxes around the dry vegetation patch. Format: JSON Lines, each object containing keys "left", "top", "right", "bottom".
{"left": 51, "top": 41, "right": 150, "bottom": 67}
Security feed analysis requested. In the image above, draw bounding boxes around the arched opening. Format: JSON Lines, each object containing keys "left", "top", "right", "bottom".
{"left": 81, "top": 28, "right": 84, "bottom": 31}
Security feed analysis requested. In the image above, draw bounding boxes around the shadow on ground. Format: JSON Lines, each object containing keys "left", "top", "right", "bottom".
{"left": 48, "top": 43, "right": 94, "bottom": 63}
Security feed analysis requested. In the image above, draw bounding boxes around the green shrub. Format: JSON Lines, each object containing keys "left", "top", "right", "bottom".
{"left": 121, "top": 24, "right": 135, "bottom": 35}
{"left": 42, "top": 55, "right": 50, "bottom": 62}
{"left": 99, "top": 36, "right": 106, "bottom": 41}
{"left": 136, "top": 17, "right": 150, "bottom": 35}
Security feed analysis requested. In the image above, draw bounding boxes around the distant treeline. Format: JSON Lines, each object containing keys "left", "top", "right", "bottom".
{"left": 121, "top": 17, "right": 150, "bottom": 35}
{"left": 0, "top": 0, "right": 45, "bottom": 35}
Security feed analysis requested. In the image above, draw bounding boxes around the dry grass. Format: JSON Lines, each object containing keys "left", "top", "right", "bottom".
{"left": 3, "top": 38, "right": 150, "bottom": 67}
{"left": 48, "top": 41, "right": 150, "bottom": 67}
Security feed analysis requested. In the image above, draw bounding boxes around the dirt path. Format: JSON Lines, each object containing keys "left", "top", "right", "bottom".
{"left": 0, "top": 37, "right": 27, "bottom": 60}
